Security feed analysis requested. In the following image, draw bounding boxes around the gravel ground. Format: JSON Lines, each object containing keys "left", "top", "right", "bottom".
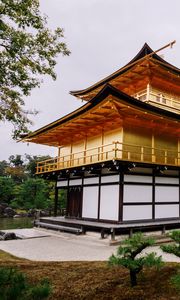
{"left": 0, "top": 229, "right": 180, "bottom": 262}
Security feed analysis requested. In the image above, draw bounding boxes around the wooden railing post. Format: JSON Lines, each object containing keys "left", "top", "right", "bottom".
{"left": 165, "top": 150, "right": 167, "bottom": 164}
{"left": 114, "top": 142, "right": 118, "bottom": 159}
{"left": 141, "top": 146, "right": 144, "bottom": 161}
{"left": 98, "top": 147, "right": 100, "bottom": 161}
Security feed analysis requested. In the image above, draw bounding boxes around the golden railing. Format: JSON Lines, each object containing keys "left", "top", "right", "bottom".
{"left": 134, "top": 90, "right": 180, "bottom": 113}
{"left": 36, "top": 141, "right": 180, "bottom": 174}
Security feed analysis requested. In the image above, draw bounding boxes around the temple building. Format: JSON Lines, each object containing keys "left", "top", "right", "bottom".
{"left": 23, "top": 42, "right": 180, "bottom": 228}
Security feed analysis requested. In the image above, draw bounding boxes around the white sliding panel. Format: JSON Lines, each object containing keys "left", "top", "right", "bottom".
{"left": 84, "top": 177, "right": 99, "bottom": 185}
{"left": 155, "top": 186, "right": 179, "bottom": 202}
{"left": 155, "top": 177, "right": 179, "bottom": 184}
{"left": 124, "top": 185, "right": 152, "bottom": 203}
{"left": 82, "top": 186, "right": 99, "bottom": 219}
{"left": 155, "top": 204, "right": 179, "bottom": 219}
{"left": 57, "top": 180, "right": 68, "bottom": 187}
{"left": 101, "top": 175, "right": 119, "bottom": 183}
{"left": 123, "top": 205, "right": 152, "bottom": 221}
{"left": 69, "top": 179, "right": 82, "bottom": 186}
{"left": 100, "top": 185, "right": 119, "bottom": 221}
{"left": 124, "top": 175, "right": 152, "bottom": 183}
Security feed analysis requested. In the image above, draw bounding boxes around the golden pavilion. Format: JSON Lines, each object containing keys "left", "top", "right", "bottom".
{"left": 23, "top": 42, "right": 180, "bottom": 229}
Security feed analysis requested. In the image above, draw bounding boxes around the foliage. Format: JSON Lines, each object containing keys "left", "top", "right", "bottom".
{"left": 109, "top": 232, "right": 163, "bottom": 287}
{"left": 161, "top": 230, "right": 180, "bottom": 292}
{"left": 4, "top": 155, "right": 26, "bottom": 183}
{"left": 0, "top": 154, "right": 54, "bottom": 210}
{"left": 171, "top": 271, "right": 180, "bottom": 291}
{"left": 28, "top": 278, "right": 51, "bottom": 300}
{"left": 9, "top": 155, "right": 24, "bottom": 167}
{"left": 5, "top": 165, "right": 26, "bottom": 183}
{"left": 0, "top": 176, "right": 15, "bottom": 204}
{"left": 161, "top": 230, "right": 180, "bottom": 258}
{"left": 0, "top": 267, "right": 51, "bottom": 300}
{"left": 0, "top": 160, "right": 8, "bottom": 176}
{"left": 0, "top": 0, "right": 70, "bottom": 138}
{"left": 18, "top": 178, "right": 50, "bottom": 210}
{"left": 58, "top": 189, "right": 67, "bottom": 209}
{"left": 25, "top": 154, "right": 51, "bottom": 177}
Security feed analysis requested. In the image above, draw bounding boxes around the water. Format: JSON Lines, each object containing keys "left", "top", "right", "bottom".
{"left": 0, "top": 217, "right": 34, "bottom": 230}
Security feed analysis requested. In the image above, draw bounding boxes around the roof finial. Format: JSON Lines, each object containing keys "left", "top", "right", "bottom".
{"left": 154, "top": 40, "right": 176, "bottom": 55}
{"left": 170, "top": 40, "right": 176, "bottom": 48}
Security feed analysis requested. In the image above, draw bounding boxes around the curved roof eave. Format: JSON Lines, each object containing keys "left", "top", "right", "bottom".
{"left": 22, "top": 84, "right": 179, "bottom": 141}
{"left": 70, "top": 43, "right": 180, "bottom": 97}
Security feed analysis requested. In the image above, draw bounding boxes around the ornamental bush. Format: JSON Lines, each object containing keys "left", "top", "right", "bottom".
{"left": 161, "top": 230, "right": 180, "bottom": 291}
{"left": 0, "top": 267, "right": 51, "bottom": 300}
{"left": 109, "top": 232, "right": 163, "bottom": 287}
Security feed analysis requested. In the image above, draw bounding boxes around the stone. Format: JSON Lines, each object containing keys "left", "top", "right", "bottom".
{"left": 4, "top": 207, "right": 16, "bottom": 217}
{"left": 3, "top": 232, "right": 17, "bottom": 240}
{"left": 27, "top": 208, "right": 37, "bottom": 217}
{"left": 40, "top": 210, "right": 50, "bottom": 217}
{"left": 13, "top": 214, "right": 21, "bottom": 218}
{"left": 0, "top": 203, "right": 8, "bottom": 216}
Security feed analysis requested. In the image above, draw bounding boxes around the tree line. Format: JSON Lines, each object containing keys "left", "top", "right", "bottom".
{"left": 0, "top": 154, "right": 54, "bottom": 210}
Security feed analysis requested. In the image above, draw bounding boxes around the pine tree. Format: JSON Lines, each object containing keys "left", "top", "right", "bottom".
{"left": 161, "top": 230, "right": 180, "bottom": 258}
{"left": 109, "top": 232, "right": 162, "bottom": 287}
{"left": 161, "top": 230, "right": 180, "bottom": 291}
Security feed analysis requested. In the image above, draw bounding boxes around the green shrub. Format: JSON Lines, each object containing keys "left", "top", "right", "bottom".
{"left": 0, "top": 267, "right": 51, "bottom": 300}
{"left": 161, "top": 230, "right": 180, "bottom": 292}
{"left": 161, "top": 230, "right": 180, "bottom": 258}
{"left": 28, "top": 278, "right": 52, "bottom": 300}
{"left": 171, "top": 272, "right": 180, "bottom": 291}
{"left": 109, "top": 232, "right": 163, "bottom": 287}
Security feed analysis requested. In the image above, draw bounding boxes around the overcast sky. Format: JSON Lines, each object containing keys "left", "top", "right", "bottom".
{"left": 0, "top": 0, "right": 180, "bottom": 161}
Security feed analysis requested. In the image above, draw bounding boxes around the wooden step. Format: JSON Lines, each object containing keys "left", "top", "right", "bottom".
{"left": 35, "top": 221, "right": 83, "bottom": 234}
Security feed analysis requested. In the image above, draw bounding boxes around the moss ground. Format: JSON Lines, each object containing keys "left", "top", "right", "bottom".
{"left": 0, "top": 250, "right": 179, "bottom": 299}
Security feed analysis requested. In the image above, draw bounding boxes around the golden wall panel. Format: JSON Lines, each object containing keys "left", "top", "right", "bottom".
{"left": 123, "top": 126, "right": 152, "bottom": 162}
{"left": 104, "top": 128, "right": 123, "bottom": 160}
{"left": 72, "top": 141, "right": 85, "bottom": 166}
{"left": 58, "top": 146, "right": 72, "bottom": 169}
{"left": 86, "top": 134, "right": 102, "bottom": 163}
{"left": 154, "top": 134, "right": 178, "bottom": 165}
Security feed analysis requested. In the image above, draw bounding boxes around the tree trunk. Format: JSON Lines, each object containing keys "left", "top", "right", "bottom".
{"left": 130, "top": 270, "right": 137, "bottom": 287}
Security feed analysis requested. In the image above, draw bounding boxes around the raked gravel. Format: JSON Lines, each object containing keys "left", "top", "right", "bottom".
{"left": 0, "top": 228, "right": 180, "bottom": 262}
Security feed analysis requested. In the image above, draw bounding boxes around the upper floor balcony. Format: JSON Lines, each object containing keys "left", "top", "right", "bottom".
{"left": 36, "top": 141, "right": 180, "bottom": 174}
{"left": 134, "top": 88, "right": 180, "bottom": 114}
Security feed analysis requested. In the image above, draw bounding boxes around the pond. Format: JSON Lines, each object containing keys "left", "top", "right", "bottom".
{"left": 0, "top": 217, "right": 34, "bottom": 230}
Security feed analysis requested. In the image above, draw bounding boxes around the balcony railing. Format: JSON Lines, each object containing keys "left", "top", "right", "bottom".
{"left": 36, "top": 141, "right": 180, "bottom": 174}
{"left": 134, "top": 89, "right": 180, "bottom": 113}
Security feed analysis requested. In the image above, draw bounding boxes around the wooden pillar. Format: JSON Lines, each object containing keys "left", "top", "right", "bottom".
{"left": 119, "top": 170, "right": 123, "bottom": 222}
{"left": 178, "top": 139, "right": 180, "bottom": 166}
{"left": 152, "top": 169, "right": 155, "bottom": 220}
{"left": 110, "top": 228, "right": 116, "bottom": 241}
{"left": 147, "top": 83, "right": 150, "bottom": 101}
{"left": 152, "top": 134, "right": 155, "bottom": 163}
{"left": 54, "top": 186, "right": 58, "bottom": 217}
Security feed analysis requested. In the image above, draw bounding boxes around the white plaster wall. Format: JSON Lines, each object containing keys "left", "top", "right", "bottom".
{"left": 69, "top": 179, "right": 82, "bottom": 186}
{"left": 57, "top": 180, "right": 68, "bottom": 187}
{"left": 82, "top": 186, "right": 99, "bottom": 219}
{"left": 124, "top": 175, "right": 152, "bottom": 183}
{"left": 100, "top": 185, "right": 119, "bottom": 221}
{"left": 124, "top": 185, "right": 152, "bottom": 202}
{"left": 155, "top": 186, "right": 179, "bottom": 202}
{"left": 123, "top": 205, "right": 152, "bottom": 221}
{"left": 101, "top": 175, "right": 119, "bottom": 183}
{"left": 84, "top": 177, "right": 99, "bottom": 185}
{"left": 155, "top": 177, "right": 179, "bottom": 184}
{"left": 155, "top": 204, "right": 179, "bottom": 219}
